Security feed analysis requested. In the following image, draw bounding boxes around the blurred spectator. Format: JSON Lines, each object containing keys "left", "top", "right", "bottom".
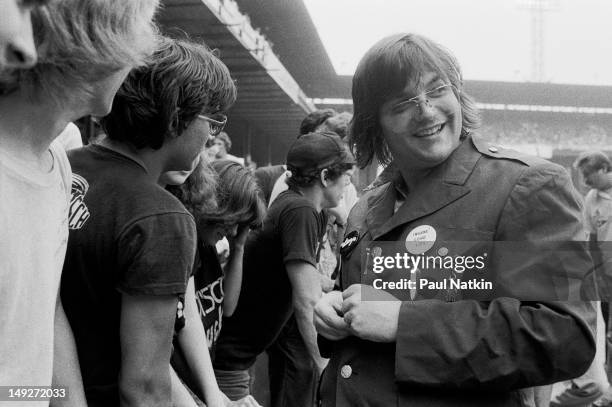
{"left": 0, "top": 1, "right": 159, "bottom": 405}
{"left": 254, "top": 165, "right": 287, "bottom": 206}
{"left": 299, "top": 108, "right": 336, "bottom": 135}
{"left": 215, "top": 131, "right": 245, "bottom": 165}
{"left": 548, "top": 151, "right": 612, "bottom": 407}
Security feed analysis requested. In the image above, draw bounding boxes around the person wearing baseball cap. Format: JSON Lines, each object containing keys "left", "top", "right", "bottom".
{"left": 214, "top": 131, "right": 354, "bottom": 405}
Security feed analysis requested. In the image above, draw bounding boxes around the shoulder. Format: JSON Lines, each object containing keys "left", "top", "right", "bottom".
{"left": 66, "top": 144, "right": 95, "bottom": 163}
{"left": 472, "top": 134, "right": 555, "bottom": 170}
{"left": 470, "top": 134, "right": 573, "bottom": 191}
{"left": 347, "top": 181, "right": 390, "bottom": 229}
{"left": 131, "top": 186, "right": 193, "bottom": 221}
{"left": 119, "top": 210, "right": 196, "bottom": 246}
{"left": 272, "top": 190, "right": 315, "bottom": 213}
{"left": 49, "top": 139, "right": 72, "bottom": 194}
{"left": 56, "top": 122, "right": 83, "bottom": 151}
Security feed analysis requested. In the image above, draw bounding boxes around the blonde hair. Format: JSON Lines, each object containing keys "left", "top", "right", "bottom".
{"left": 4, "top": 0, "right": 160, "bottom": 100}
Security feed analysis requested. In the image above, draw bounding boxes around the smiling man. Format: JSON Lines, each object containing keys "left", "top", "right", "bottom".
{"left": 314, "top": 33, "right": 597, "bottom": 407}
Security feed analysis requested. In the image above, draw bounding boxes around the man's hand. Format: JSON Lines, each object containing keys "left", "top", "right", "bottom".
{"left": 319, "top": 273, "right": 335, "bottom": 293}
{"left": 314, "top": 291, "right": 350, "bottom": 341}
{"left": 341, "top": 284, "right": 401, "bottom": 342}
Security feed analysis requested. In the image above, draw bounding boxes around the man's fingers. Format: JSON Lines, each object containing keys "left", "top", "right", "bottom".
{"left": 342, "top": 283, "right": 361, "bottom": 300}
{"left": 341, "top": 295, "right": 360, "bottom": 315}
{"left": 319, "top": 307, "right": 348, "bottom": 330}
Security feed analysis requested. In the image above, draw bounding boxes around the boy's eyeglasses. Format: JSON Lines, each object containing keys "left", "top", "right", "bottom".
{"left": 198, "top": 113, "right": 227, "bottom": 137}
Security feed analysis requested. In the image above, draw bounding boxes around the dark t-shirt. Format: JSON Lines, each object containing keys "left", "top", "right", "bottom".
{"left": 61, "top": 145, "right": 196, "bottom": 406}
{"left": 214, "top": 189, "right": 327, "bottom": 370}
{"left": 172, "top": 241, "right": 225, "bottom": 396}
{"left": 194, "top": 243, "right": 225, "bottom": 353}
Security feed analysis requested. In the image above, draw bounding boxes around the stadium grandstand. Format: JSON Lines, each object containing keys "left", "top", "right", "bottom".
{"left": 155, "top": 0, "right": 612, "bottom": 190}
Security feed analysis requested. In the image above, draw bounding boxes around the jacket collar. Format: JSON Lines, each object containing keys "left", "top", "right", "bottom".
{"left": 366, "top": 134, "right": 482, "bottom": 240}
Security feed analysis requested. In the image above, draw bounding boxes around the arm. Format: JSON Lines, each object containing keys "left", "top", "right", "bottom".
{"left": 119, "top": 294, "right": 178, "bottom": 407}
{"left": 392, "top": 164, "right": 597, "bottom": 390}
{"left": 171, "top": 366, "right": 198, "bottom": 407}
{"left": 176, "top": 277, "right": 226, "bottom": 407}
{"left": 51, "top": 298, "right": 88, "bottom": 407}
{"left": 222, "top": 225, "right": 249, "bottom": 316}
{"left": 286, "top": 260, "right": 328, "bottom": 373}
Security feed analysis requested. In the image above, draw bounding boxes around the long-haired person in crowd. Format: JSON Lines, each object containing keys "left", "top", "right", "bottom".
{"left": 0, "top": 0, "right": 40, "bottom": 69}
{"left": 314, "top": 33, "right": 597, "bottom": 407}
{"left": 60, "top": 36, "right": 236, "bottom": 407}
{"left": 164, "top": 158, "right": 265, "bottom": 407}
{"left": 0, "top": 0, "right": 159, "bottom": 405}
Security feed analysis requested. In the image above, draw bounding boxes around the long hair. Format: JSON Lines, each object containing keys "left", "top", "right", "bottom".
{"left": 101, "top": 36, "right": 237, "bottom": 150}
{"left": 299, "top": 109, "right": 337, "bottom": 135}
{"left": 350, "top": 33, "right": 481, "bottom": 168}
{"left": 1, "top": 0, "right": 160, "bottom": 99}
{"left": 169, "top": 160, "right": 265, "bottom": 231}
{"left": 166, "top": 158, "right": 218, "bottom": 221}
{"left": 203, "top": 160, "right": 266, "bottom": 229}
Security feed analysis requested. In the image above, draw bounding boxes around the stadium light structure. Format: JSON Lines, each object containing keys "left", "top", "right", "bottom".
{"left": 516, "top": 0, "right": 560, "bottom": 82}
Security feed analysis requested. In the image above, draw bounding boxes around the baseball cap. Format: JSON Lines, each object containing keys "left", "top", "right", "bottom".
{"left": 286, "top": 131, "right": 355, "bottom": 175}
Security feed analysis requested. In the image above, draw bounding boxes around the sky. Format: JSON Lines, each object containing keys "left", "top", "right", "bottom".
{"left": 303, "top": 0, "right": 612, "bottom": 86}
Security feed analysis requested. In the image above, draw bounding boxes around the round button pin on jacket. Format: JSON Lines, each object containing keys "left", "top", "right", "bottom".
{"left": 340, "top": 364, "right": 352, "bottom": 379}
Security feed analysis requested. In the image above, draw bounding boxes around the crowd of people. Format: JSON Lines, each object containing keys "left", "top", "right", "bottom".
{"left": 481, "top": 122, "right": 611, "bottom": 151}
{"left": 1, "top": 1, "right": 611, "bottom": 407}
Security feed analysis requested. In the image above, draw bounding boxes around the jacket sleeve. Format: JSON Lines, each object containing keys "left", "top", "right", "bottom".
{"left": 394, "top": 163, "right": 597, "bottom": 390}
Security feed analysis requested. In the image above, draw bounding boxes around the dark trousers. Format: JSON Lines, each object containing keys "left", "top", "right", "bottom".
{"left": 267, "top": 315, "right": 318, "bottom": 407}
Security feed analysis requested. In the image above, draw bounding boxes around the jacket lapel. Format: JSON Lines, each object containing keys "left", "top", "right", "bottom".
{"left": 367, "top": 136, "right": 482, "bottom": 240}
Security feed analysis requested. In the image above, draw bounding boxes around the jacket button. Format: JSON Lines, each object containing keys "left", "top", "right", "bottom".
{"left": 340, "top": 364, "right": 352, "bottom": 379}
{"left": 488, "top": 146, "right": 499, "bottom": 153}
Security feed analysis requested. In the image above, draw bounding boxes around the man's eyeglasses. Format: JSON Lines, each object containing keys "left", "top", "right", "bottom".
{"left": 198, "top": 113, "right": 227, "bottom": 137}
{"left": 392, "top": 83, "right": 454, "bottom": 114}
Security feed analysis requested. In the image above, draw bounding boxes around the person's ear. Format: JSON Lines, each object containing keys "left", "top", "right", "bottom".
{"left": 167, "top": 114, "right": 181, "bottom": 139}
{"left": 320, "top": 169, "right": 329, "bottom": 187}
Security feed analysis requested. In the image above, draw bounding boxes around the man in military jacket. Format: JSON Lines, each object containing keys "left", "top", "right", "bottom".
{"left": 314, "top": 33, "right": 597, "bottom": 407}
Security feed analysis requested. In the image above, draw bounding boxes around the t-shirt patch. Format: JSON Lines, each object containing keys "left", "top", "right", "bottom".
{"left": 194, "top": 243, "right": 225, "bottom": 351}
{"left": 68, "top": 173, "right": 91, "bottom": 229}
